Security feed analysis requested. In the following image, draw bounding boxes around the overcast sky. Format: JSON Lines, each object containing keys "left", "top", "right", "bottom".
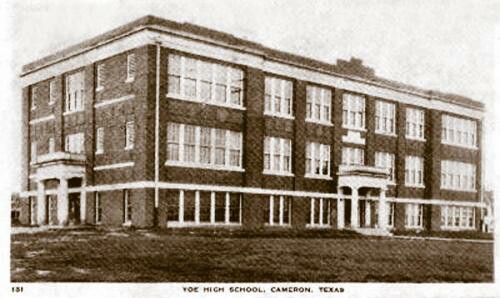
{"left": 3, "top": 0, "right": 500, "bottom": 192}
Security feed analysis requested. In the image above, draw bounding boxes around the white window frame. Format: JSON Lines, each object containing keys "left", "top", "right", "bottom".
{"left": 96, "top": 127, "right": 104, "bottom": 154}
{"left": 405, "top": 108, "right": 425, "bottom": 140}
{"left": 341, "top": 147, "right": 364, "bottom": 166}
{"left": 96, "top": 63, "right": 105, "bottom": 91}
{"left": 123, "top": 190, "right": 131, "bottom": 225}
{"left": 306, "top": 85, "right": 332, "bottom": 125}
{"left": 375, "top": 100, "right": 396, "bottom": 136}
{"left": 30, "top": 142, "right": 37, "bottom": 163}
{"left": 263, "top": 136, "right": 293, "bottom": 176}
{"left": 48, "top": 137, "right": 55, "bottom": 154}
{"left": 342, "top": 93, "right": 365, "bottom": 130}
{"left": 441, "top": 205, "right": 475, "bottom": 230}
{"left": 65, "top": 133, "right": 84, "bottom": 154}
{"left": 387, "top": 202, "right": 395, "bottom": 228}
{"left": 95, "top": 192, "right": 102, "bottom": 224}
{"left": 405, "top": 203, "right": 424, "bottom": 229}
{"left": 305, "top": 142, "right": 331, "bottom": 179}
{"left": 65, "top": 71, "right": 85, "bottom": 113}
{"left": 49, "top": 80, "right": 56, "bottom": 105}
{"left": 126, "top": 53, "right": 136, "bottom": 82}
{"left": 30, "top": 86, "right": 37, "bottom": 110}
{"left": 405, "top": 155, "right": 424, "bottom": 187}
{"left": 267, "top": 195, "right": 292, "bottom": 226}
{"left": 375, "top": 152, "right": 396, "bottom": 183}
{"left": 264, "top": 76, "right": 294, "bottom": 119}
{"left": 441, "top": 160, "right": 476, "bottom": 192}
{"left": 441, "top": 114, "right": 477, "bottom": 149}
{"left": 307, "top": 198, "right": 331, "bottom": 228}
{"left": 125, "top": 121, "right": 135, "bottom": 150}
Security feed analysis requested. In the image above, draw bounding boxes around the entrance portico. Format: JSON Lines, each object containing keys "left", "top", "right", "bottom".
{"left": 32, "top": 152, "right": 86, "bottom": 226}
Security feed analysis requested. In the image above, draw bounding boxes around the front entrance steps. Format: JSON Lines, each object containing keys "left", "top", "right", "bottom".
{"left": 354, "top": 227, "right": 393, "bottom": 237}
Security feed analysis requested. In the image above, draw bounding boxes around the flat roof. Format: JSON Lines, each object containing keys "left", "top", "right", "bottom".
{"left": 21, "top": 15, "right": 484, "bottom": 110}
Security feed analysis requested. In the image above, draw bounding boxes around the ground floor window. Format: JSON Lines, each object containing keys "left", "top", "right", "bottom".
{"left": 265, "top": 195, "right": 292, "bottom": 226}
{"left": 387, "top": 202, "right": 395, "bottom": 228}
{"left": 405, "top": 203, "right": 423, "bottom": 228}
{"left": 307, "top": 198, "right": 331, "bottom": 227}
{"left": 95, "top": 192, "right": 102, "bottom": 224}
{"left": 123, "top": 190, "right": 131, "bottom": 224}
{"left": 441, "top": 205, "right": 474, "bottom": 229}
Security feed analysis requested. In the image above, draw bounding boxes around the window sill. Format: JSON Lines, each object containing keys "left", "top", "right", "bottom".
{"left": 305, "top": 119, "right": 333, "bottom": 127}
{"left": 440, "top": 226, "right": 475, "bottom": 231}
{"left": 122, "top": 221, "right": 132, "bottom": 227}
{"left": 405, "top": 136, "right": 426, "bottom": 142}
{"left": 441, "top": 142, "right": 478, "bottom": 150}
{"left": 375, "top": 131, "right": 397, "bottom": 137}
{"left": 95, "top": 151, "right": 103, "bottom": 155}
{"left": 165, "top": 161, "right": 245, "bottom": 172}
{"left": 404, "top": 226, "right": 424, "bottom": 230}
{"left": 95, "top": 86, "right": 104, "bottom": 92}
{"left": 63, "top": 110, "right": 84, "bottom": 116}
{"left": 263, "top": 112, "right": 295, "bottom": 120}
{"left": 124, "top": 147, "right": 134, "bottom": 151}
{"left": 262, "top": 171, "right": 294, "bottom": 177}
{"left": 125, "top": 78, "right": 134, "bottom": 83}
{"left": 404, "top": 184, "right": 426, "bottom": 189}
{"left": 342, "top": 126, "right": 366, "bottom": 132}
{"left": 264, "top": 223, "right": 292, "bottom": 228}
{"left": 440, "top": 187, "right": 477, "bottom": 193}
{"left": 48, "top": 101, "right": 55, "bottom": 106}
{"left": 167, "top": 221, "right": 242, "bottom": 228}
{"left": 305, "top": 224, "right": 332, "bottom": 229}
{"left": 304, "top": 174, "right": 333, "bottom": 180}
{"left": 166, "top": 93, "right": 246, "bottom": 111}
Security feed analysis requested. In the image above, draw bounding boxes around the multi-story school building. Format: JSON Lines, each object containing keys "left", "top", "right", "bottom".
{"left": 18, "top": 16, "right": 485, "bottom": 233}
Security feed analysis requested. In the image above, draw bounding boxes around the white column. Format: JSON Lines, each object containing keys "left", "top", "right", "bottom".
{"left": 225, "top": 192, "right": 230, "bottom": 224}
{"left": 36, "top": 180, "right": 46, "bottom": 225}
{"left": 195, "top": 191, "right": 200, "bottom": 224}
{"left": 337, "top": 188, "right": 345, "bottom": 229}
{"left": 378, "top": 188, "right": 387, "bottom": 230}
{"left": 210, "top": 192, "right": 215, "bottom": 224}
{"left": 179, "top": 190, "right": 184, "bottom": 223}
{"left": 57, "top": 178, "right": 69, "bottom": 226}
{"left": 365, "top": 200, "right": 371, "bottom": 228}
{"left": 351, "top": 187, "right": 359, "bottom": 228}
{"left": 310, "top": 198, "right": 315, "bottom": 225}
{"left": 319, "top": 198, "right": 324, "bottom": 225}
{"left": 269, "top": 196, "right": 274, "bottom": 225}
{"left": 80, "top": 178, "right": 86, "bottom": 224}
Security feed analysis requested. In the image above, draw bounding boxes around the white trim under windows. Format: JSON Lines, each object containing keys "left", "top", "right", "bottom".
{"left": 305, "top": 142, "right": 331, "bottom": 179}
{"left": 405, "top": 203, "right": 423, "bottom": 229}
{"left": 441, "top": 160, "right": 476, "bottom": 192}
{"left": 342, "top": 93, "right": 365, "bottom": 130}
{"left": 65, "top": 71, "right": 85, "bottom": 113}
{"left": 441, "top": 114, "right": 477, "bottom": 149}
{"left": 167, "top": 54, "right": 244, "bottom": 109}
{"left": 341, "top": 147, "right": 364, "bottom": 166}
{"left": 166, "top": 122, "right": 243, "bottom": 171}
{"left": 307, "top": 198, "right": 331, "bottom": 227}
{"left": 306, "top": 85, "right": 332, "bottom": 125}
{"left": 405, "top": 155, "right": 424, "bottom": 187}
{"left": 65, "top": 133, "right": 84, "bottom": 154}
{"left": 441, "top": 205, "right": 475, "bottom": 230}
{"left": 125, "top": 121, "right": 135, "bottom": 150}
{"left": 266, "top": 195, "right": 292, "bottom": 226}
{"left": 123, "top": 189, "right": 132, "bottom": 225}
{"left": 375, "top": 152, "right": 395, "bottom": 182}
{"left": 49, "top": 80, "right": 56, "bottom": 105}
{"left": 96, "top": 127, "right": 104, "bottom": 154}
{"left": 263, "top": 136, "right": 292, "bottom": 176}
{"left": 264, "top": 76, "right": 294, "bottom": 119}
{"left": 405, "top": 108, "right": 425, "bottom": 140}
{"left": 126, "top": 53, "right": 136, "bottom": 82}
{"left": 95, "top": 192, "right": 102, "bottom": 224}
{"left": 375, "top": 100, "right": 396, "bottom": 136}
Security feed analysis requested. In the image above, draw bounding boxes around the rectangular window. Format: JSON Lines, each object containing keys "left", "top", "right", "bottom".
{"left": 95, "top": 127, "right": 104, "bottom": 154}
{"left": 266, "top": 195, "right": 292, "bottom": 226}
{"left": 123, "top": 190, "right": 132, "bottom": 224}
{"left": 228, "top": 131, "right": 242, "bottom": 167}
{"left": 405, "top": 155, "right": 424, "bottom": 187}
{"left": 65, "top": 71, "right": 85, "bottom": 112}
{"left": 49, "top": 80, "right": 56, "bottom": 105}
{"left": 341, "top": 147, "right": 364, "bottom": 166}
{"left": 65, "top": 133, "right": 84, "bottom": 154}
{"left": 184, "top": 125, "right": 196, "bottom": 163}
{"left": 441, "top": 206, "right": 475, "bottom": 229}
{"left": 308, "top": 198, "right": 331, "bottom": 226}
{"left": 305, "top": 142, "right": 331, "bottom": 178}
{"left": 306, "top": 85, "right": 332, "bottom": 124}
{"left": 125, "top": 121, "right": 135, "bottom": 150}
{"left": 167, "top": 123, "right": 180, "bottom": 161}
{"left": 342, "top": 93, "right": 365, "bottom": 130}
{"left": 31, "top": 86, "right": 37, "bottom": 110}
{"left": 375, "top": 100, "right": 396, "bottom": 135}
{"left": 167, "top": 54, "right": 244, "bottom": 109}
{"left": 199, "top": 127, "right": 211, "bottom": 164}
{"left": 96, "top": 63, "right": 105, "bottom": 90}
{"left": 263, "top": 136, "right": 293, "bottom": 175}
{"left": 441, "top": 114, "right": 477, "bottom": 148}
{"left": 375, "top": 152, "right": 396, "bottom": 182}
{"left": 214, "top": 129, "right": 226, "bottom": 165}
{"left": 405, "top": 203, "right": 423, "bottom": 228}
{"left": 441, "top": 160, "right": 476, "bottom": 191}
{"left": 405, "top": 108, "right": 425, "bottom": 140}
{"left": 48, "top": 137, "right": 55, "bottom": 154}
{"left": 264, "top": 77, "right": 293, "bottom": 118}
{"left": 30, "top": 142, "right": 37, "bottom": 163}
{"left": 95, "top": 192, "right": 102, "bottom": 224}
{"left": 126, "top": 53, "right": 136, "bottom": 81}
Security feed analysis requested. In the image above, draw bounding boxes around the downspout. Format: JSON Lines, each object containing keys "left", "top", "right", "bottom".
{"left": 154, "top": 40, "right": 161, "bottom": 226}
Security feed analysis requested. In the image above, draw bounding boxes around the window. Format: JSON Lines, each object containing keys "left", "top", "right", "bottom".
{"left": 95, "top": 192, "right": 102, "bottom": 224}
{"left": 441, "top": 115, "right": 477, "bottom": 148}
{"left": 305, "top": 142, "right": 331, "bottom": 178}
{"left": 96, "top": 63, "right": 105, "bottom": 90}
{"left": 387, "top": 202, "right": 395, "bottom": 227}
{"left": 125, "top": 121, "right": 135, "bottom": 150}
{"left": 441, "top": 160, "right": 476, "bottom": 191}
{"left": 30, "top": 86, "right": 37, "bottom": 110}
{"left": 123, "top": 190, "right": 132, "bottom": 224}
{"left": 342, "top": 93, "right": 365, "bottom": 130}
{"left": 441, "top": 206, "right": 474, "bottom": 229}
{"left": 266, "top": 195, "right": 292, "bottom": 226}
{"left": 263, "top": 136, "right": 292, "bottom": 175}
{"left": 264, "top": 77, "right": 293, "bottom": 118}
{"left": 48, "top": 137, "right": 55, "bottom": 154}
{"left": 308, "top": 198, "right": 331, "bottom": 227}
{"left": 341, "top": 147, "right": 364, "bottom": 166}
{"left": 406, "top": 108, "right": 425, "bottom": 140}
{"left": 49, "top": 80, "right": 56, "bottom": 105}
{"left": 65, "top": 71, "right": 84, "bottom": 112}
{"left": 126, "top": 53, "right": 136, "bottom": 81}
{"left": 167, "top": 54, "right": 244, "bottom": 108}
{"left": 375, "top": 152, "right": 395, "bottom": 182}
{"left": 405, "top": 156, "right": 424, "bottom": 187}
{"left": 96, "top": 127, "right": 104, "bottom": 154}
{"left": 375, "top": 100, "right": 396, "bottom": 135}
{"left": 405, "top": 203, "right": 423, "bottom": 228}
{"left": 306, "top": 85, "right": 332, "bottom": 124}
{"left": 166, "top": 123, "right": 242, "bottom": 170}
{"left": 30, "top": 142, "right": 37, "bottom": 163}
{"left": 65, "top": 133, "right": 84, "bottom": 154}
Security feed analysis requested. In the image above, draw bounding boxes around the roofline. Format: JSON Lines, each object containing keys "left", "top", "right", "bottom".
{"left": 20, "top": 15, "right": 485, "bottom": 111}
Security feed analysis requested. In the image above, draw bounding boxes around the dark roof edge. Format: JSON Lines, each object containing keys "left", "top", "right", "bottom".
{"left": 21, "top": 15, "right": 485, "bottom": 111}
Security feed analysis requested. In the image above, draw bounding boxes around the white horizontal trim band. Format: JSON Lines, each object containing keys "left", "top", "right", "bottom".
{"left": 94, "top": 94, "right": 135, "bottom": 108}
{"left": 93, "top": 161, "right": 135, "bottom": 171}
{"left": 29, "top": 114, "right": 55, "bottom": 125}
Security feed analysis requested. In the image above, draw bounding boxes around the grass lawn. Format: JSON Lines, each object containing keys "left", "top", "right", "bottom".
{"left": 11, "top": 228, "right": 493, "bottom": 282}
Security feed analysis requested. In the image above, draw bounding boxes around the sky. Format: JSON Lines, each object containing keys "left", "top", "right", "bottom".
{"left": 2, "top": 0, "right": 500, "bottom": 192}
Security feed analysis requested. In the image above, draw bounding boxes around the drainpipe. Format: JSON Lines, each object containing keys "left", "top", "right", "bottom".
{"left": 154, "top": 40, "right": 161, "bottom": 226}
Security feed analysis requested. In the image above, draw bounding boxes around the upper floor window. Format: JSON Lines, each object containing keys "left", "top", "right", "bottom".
{"left": 49, "top": 80, "right": 56, "bottom": 105}
{"left": 441, "top": 160, "right": 476, "bottom": 191}
{"left": 405, "top": 155, "right": 424, "bottom": 187}
{"left": 264, "top": 136, "right": 292, "bottom": 175}
{"left": 305, "top": 142, "right": 331, "bottom": 178}
{"left": 375, "top": 151, "right": 395, "bottom": 182}
{"left": 166, "top": 122, "right": 242, "bottom": 170}
{"left": 96, "top": 63, "right": 105, "bottom": 91}
{"left": 306, "top": 85, "right": 331, "bottom": 124}
{"left": 405, "top": 203, "right": 423, "bottom": 228}
{"left": 65, "top": 133, "right": 84, "bottom": 154}
{"left": 441, "top": 115, "right": 477, "bottom": 148}
{"left": 65, "top": 71, "right": 84, "bottom": 113}
{"left": 125, "top": 121, "right": 135, "bottom": 150}
{"left": 264, "top": 77, "right": 293, "bottom": 118}
{"left": 167, "top": 54, "right": 244, "bottom": 108}
{"left": 126, "top": 53, "right": 136, "bottom": 82}
{"left": 375, "top": 100, "right": 396, "bottom": 135}
{"left": 342, "top": 93, "right": 365, "bottom": 130}
{"left": 95, "top": 127, "right": 104, "bottom": 154}
{"left": 406, "top": 108, "right": 425, "bottom": 140}
{"left": 30, "top": 86, "right": 37, "bottom": 110}
{"left": 342, "top": 147, "right": 364, "bottom": 166}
